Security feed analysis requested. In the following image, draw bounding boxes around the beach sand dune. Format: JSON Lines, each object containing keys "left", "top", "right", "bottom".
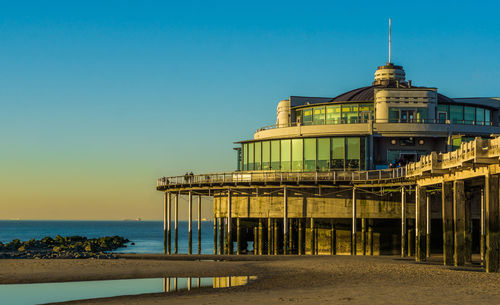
{"left": 1, "top": 255, "right": 500, "bottom": 304}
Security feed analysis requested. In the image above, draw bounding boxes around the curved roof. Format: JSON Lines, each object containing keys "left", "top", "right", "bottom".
{"left": 330, "top": 85, "right": 456, "bottom": 104}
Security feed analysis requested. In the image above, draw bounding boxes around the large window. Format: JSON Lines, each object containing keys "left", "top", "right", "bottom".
{"left": 303, "top": 109, "right": 313, "bottom": 125}
{"left": 304, "top": 138, "right": 316, "bottom": 171}
{"left": 346, "top": 137, "right": 360, "bottom": 169}
{"left": 464, "top": 106, "right": 475, "bottom": 125}
{"left": 292, "top": 139, "right": 303, "bottom": 171}
{"left": 262, "top": 141, "right": 270, "bottom": 170}
{"left": 326, "top": 105, "right": 341, "bottom": 124}
{"left": 254, "top": 141, "right": 261, "bottom": 170}
{"left": 476, "top": 108, "right": 485, "bottom": 125}
{"left": 342, "top": 105, "right": 358, "bottom": 123}
{"left": 242, "top": 143, "right": 248, "bottom": 171}
{"left": 313, "top": 107, "right": 325, "bottom": 125}
{"left": 317, "top": 138, "right": 330, "bottom": 171}
{"left": 331, "top": 138, "right": 345, "bottom": 169}
{"left": 450, "top": 105, "right": 464, "bottom": 124}
{"left": 271, "top": 140, "right": 280, "bottom": 170}
{"left": 280, "top": 139, "right": 291, "bottom": 170}
{"left": 248, "top": 142, "right": 254, "bottom": 171}
{"left": 485, "top": 109, "right": 491, "bottom": 125}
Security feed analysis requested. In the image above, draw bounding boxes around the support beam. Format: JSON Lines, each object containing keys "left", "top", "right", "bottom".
{"left": 454, "top": 180, "right": 465, "bottom": 266}
{"left": 283, "top": 187, "right": 288, "bottom": 255}
{"left": 188, "top": 191, "right": 192, "bottom": 255}
{"left": 426, "top": 195, "right": 431, "bottom": 258}
{"left": 481, "top": 188, "right": 486, "bottom": 265}
{"left": 258, "top": 218, "right": 263, "bottom": 255}
{"left": 442, "top": 182, "right": 454, "bottom": 266}
{"left": 175, "top": 193, "right": 179, "bottom": 254}
{"left": 227, "top": 190, "right": 232, "bottom": 254}
{"left": 416, "top": 185, "right": 427, "bottom": 262}
{"left": 213, "top": 218, "right": 217, "bottom": 255}
{"left": 198, "top": 195, "right": 202, "bottom": 255}
{"left": 401, "top": 186, "right": 407, "bottom": 257}
{"left": 362, "top": 218, "right": 366, "bottom": 255}
{"left": 219, "top": 217, "right": 224, "bottom": 255}
{"left": 310, "top": 218, "right": 315, "bottom": 255}
{"left": 236, "top": 218, "right": 241, "bottom": 255}
{"left": 368, "top": 222, "right": 373, "bottom": 255}
{"left": 163, "top": 192, "right": 169, "bottom": 255}
{"left": 352, "top": 187, "right": 357, "bottom": 256}
{"left": 298, "top": 219, "right": 303, "bottom": 255}
{"left": 331, "top": 221, "right": 336, "bottom": 255}
{"left": 465, "top": 191, "right": 472, "bottom": 263}
{"left": 273, "top": 219, "right": 278, "bottom": 255}
{"left": 289, "top": 219, "right": 293, "bottom": 254}
{"left": 268, "top": 218, "right": 272, "bottom": 255}
{"left": 485, "top": 174, "right": 499, "bottom": 273}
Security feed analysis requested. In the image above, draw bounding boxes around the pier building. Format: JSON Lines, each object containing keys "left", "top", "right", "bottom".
{"left": 157, "top": 60, "right": 500, "bottom": 272}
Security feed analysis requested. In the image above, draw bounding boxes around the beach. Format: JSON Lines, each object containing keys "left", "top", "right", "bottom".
{"left": 1, "top": 255, "right": 500, "bottom": 305}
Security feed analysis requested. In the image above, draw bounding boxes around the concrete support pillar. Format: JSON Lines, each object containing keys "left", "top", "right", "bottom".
{"left": 258, "top": 218, "right": 263, "bottom": 255}
{"left": 426, "top": 195, "right": 431, "bottom": 258}
{"left": 352, "top": 187, "right": 357, "bottom": 256}
{"left": 464, "top": 191, "right": 472, "bottom": 263}
{"left": 481, "top": 188, "right": 486, "bottom": 265}
{"left": 485, "top": 174, "right": 499, "bottom": 273}
{"left": 283, "top": 187, "right": 288, "bottom": 255}
{"left": 163, "top": 192, "right": 170, "bottom": 255}
{"left": 268, "top": 218, "right": 272, "bottom": 255}
{"left": 174, "top": 193, "right": 179, "bottom": 254}
{"left": 213, "top": 218, "right": 218, "bottom": 255}
{"left": 188, "top": 191, "right": 193, "bottom": 255}
{"left": 174, "top": 278, "right": 178, "bottom": 291}
{"left": 331, "top": 221, "right": 336, "bottom": 255}
{"left": 442, "top": 182, "right": 454, "bottom": 266}
{"left": 362, "top": 218, "right": 366, "bottom": 255}
{"left": 227, "top": 190, "right": 232, "bottom": 254}
{"left": 289, "top": 219, "right": 293, "bottom": 254}
{"left": 218, "top": 217, "right": 224, "bottom": 255}
{"left": 197, "top": 195, "right": 202, "bottom": 255}
{"left": 416, "top": 185, "right": 427, "bottom": 262}
{"left": 187, "top": 277, "right": 191, "bottom": 291}
{"left": 298, "top": 219, "right": 303, "bottom": 255}
{"left": 408, "top": 227, "right": 415, "bottom": 257}
{"left": 236, "top": 218, "right": 241, "bottom": 255}
{"left": 401, "top": 186, "right": 407, "bottom": 257}
{"left": 454, "top": 180, "right": 466, "bottom": 266}
{"left": 310, "top": 218, "right": 315, "bottom": 255}
{"left": 253, "top": 225, "right": 258, "bottom": 255}
{"left": 368, "top": 222, "right": 373, "bottom": 255}
{"left": 273, "top": 219, "right": 278, "bottom": 255}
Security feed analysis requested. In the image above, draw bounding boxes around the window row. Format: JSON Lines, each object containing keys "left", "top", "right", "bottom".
{"left": 241, "top": 137, "right": 366, "bottom": 172}
{"left": 389, "top": 107, "right": 428, "bottom": 123}
{"left": 295, "top": 104, "right": 374, "bottom": 125}
{"left": 437, "top": 104, "right": 491, "bottom": 125}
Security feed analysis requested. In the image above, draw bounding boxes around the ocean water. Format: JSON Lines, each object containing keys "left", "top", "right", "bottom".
{"left": 0, "top": 220, "right": 215, "bottom": 254}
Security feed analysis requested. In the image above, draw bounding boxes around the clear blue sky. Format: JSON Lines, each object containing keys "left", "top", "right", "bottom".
{"left": 1, "top": 0, "right": 499, "bottom": 219}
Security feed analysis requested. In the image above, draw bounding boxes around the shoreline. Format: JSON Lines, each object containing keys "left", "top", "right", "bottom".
{"left": 1, "top": 254, "right": 500, "bottom": 304}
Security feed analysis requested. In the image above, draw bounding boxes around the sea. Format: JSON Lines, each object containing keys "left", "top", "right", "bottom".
{"left": 0, "top": 220, "right": 215, "bottom": 254}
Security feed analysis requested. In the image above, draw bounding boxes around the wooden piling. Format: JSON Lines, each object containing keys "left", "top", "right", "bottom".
{"left": 442, "top": 181, "right": 454, "bottom": 266}
{"left": 219, "top": 218, "right": 224, "bottom": 255}
{"left": 331, "top": 221, "right": 336, "bottom": 255}
{"left": 310, "top": 218, "right": 315, "bottom": 255}
{"left": 416, "top": 185, "right": 427, "bottom": 262}
{"left": 283, "top": 187, "right": 288, "bottom": 255}
{"left": 298, "top": 219, "right": 303, "bottom": 255}
{"left": 197, "top": 195, "right": 201, "bottom": 255}
{"left": 268, "top": 218, "right": 272, "bottom": 255}
{"left": 481, "top": 188, "right": 485, "bottom": 265}
{"left": 258, "top": 218, "right": 263, "bottom": 255}
{"left": 174, "top": 192, "right": 179, "bottom": 254}
{"left": 352, "top": 187, "right": 357, "bottom": 256}
{"left": 362, "top": 218, "right": 366, "bottom": 255}
{"left": 368, "top": 223, "right": 373, "bottom": 255}
{"left": 273, "top": 219, "right": 278, "bottom": 255}
{"left": 236, "top": 218, "right": 241, "bottom": 255}
{"left": 464, "top": 191, "right": 472, "bottom": 263}
{"left": 401, "top": 186, "right": 407, "bottom": 257}
{"left": 213, "top": 218, "right": 217, "bottom": 255}
{"left": 485, "top": 174, "right": 499, "bottom": 273}
{"left": 163, "top": 192, "right": 169, "bottom": 255}
{"left": 227, "top": 190, "right": 232, "bottom": 254}
{"left": 426, "top": 195, "right": 431, "bottom": 258}
{"left": 453, "top": 180, "right": 465, "bottom": 266}
{"left": 188, "top": 191, "right": 192, "bottom": 255}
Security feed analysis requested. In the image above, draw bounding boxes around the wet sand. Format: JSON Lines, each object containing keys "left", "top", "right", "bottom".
{"left": 1, "top": 254, "right": 500, "bottom": 304}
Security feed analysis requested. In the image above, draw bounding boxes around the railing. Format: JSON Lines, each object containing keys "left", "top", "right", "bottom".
{"left": 157, "top": 168, "right": 407, "bottom": 188}
{"left": 256, "top": 119, "right": 496, "bottom": 132}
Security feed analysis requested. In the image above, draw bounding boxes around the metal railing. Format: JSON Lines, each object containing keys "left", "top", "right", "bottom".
{"left": 157, "top": 168, "right": 407, "bottom": 188}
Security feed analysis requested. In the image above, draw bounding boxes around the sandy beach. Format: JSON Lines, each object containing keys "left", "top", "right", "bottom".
{"left": 1, "top": 255, "right": 500, "bottom": 305}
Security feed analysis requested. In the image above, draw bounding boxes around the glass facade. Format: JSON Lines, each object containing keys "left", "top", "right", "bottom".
{"left": 296, "top": 103, "right": 373, "bottom": 125}
{"left": 439, "top": 104, "right": 492, "bottom": 125}
{"left": 241, "top": 137, "right": 366, "bottom": 172}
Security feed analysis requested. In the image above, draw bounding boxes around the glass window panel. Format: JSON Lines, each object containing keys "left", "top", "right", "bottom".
{"left": 485, "top": 109, "right": 491, "bottom": 125}
{"left": 389, "top": 108, "right": 399, "bottom": 122}
{"left": 304, "top": 138, "right": 316, "bottom": 171}
{"left": 291, "top": 139, "right": 303, "bottom": 171}
{"left": 417, "top": 108, "right": 428, "bottom": 122}
{"left": 248, "top": 142, "right": 254, "bottom": 171}
{"left": 243, "top": 143, "right": 248, "bottom": 171}
{"left": 342, "top": 104, "right": 359, "bottom": 123}
{"left": 280, "top": 139, "right": 291, "bottom": 170}
{"left": 326, "top": 105, "right": 341, "bottom": 124}
{"left": 295, "top": 110, "right": 302, "bottom": 124}
{"left": 331, "top": 137, "right": 345, "bottom": 169}
{"left": 476, "top": 108, "right": 485, "bottom": 125}
{"left": 464, "top": 106, "right": 475, "bottom": 125}
{"left": 303, "top": 109, "right": 313, "bottom": 125}
{"left": 450, "top": 105, "right": 464, "bottom": 124}
{"left": 262, "top": 141, "right": 270, "bottom": 170}
{"left": 437, "top": 104, "right": 449, "bottom": 113}
{"left": 271, "top": 140, "right": 280, "bottom": 170}
{"left": 254, "top": 141, "right": 261, "bottom": 170}
{"left": 313, "top": 107, "right": 325, "bottom": 125}
{"left": 346, "top": 137, "right": 360, "bottom": 169}
{"left": 317, "top": 138, "right": 330, "bottom": 171}
{"left": 360, "top": 137, "right": 366, "bottom": 170}
{"left": 452, "top": 137, "right": 462, "bottom": 150}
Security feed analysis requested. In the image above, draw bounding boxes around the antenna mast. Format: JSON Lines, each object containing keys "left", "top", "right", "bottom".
{"left": 388, "top": 18, "right": 392, "bottom": 64}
